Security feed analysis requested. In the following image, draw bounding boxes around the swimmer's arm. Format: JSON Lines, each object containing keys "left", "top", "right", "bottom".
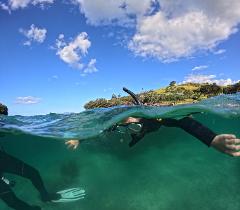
{"left": 163, "top": 117, "right": 240, "bottom": 157}
{"left": 129, "top": 117, "right": 216, "bottom": 148}
{"left": 65, "top": 129, "right": 110, "bottom": 150}
{"left": 161, "top": 117, "right": 217, "bottom": 146}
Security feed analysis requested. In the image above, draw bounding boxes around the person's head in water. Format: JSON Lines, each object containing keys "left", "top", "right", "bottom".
{"left": 114, "top": 117, "right": 143, "bottom": 134}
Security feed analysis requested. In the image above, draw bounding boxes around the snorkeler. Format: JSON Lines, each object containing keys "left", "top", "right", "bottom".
{"left": 0, "top": 149, "right": 59, "bottom": 210}
{"left": 0, "top": 149, "right": 86, "bottom": 210}
{"left": 0, "top": 116, "right": 85, "bottom": 210}
{"left": 65, "top": 88, "right": 240, "bottom": 157}
{"left": 66, "top": 116, "right": 240, "bottom": 156}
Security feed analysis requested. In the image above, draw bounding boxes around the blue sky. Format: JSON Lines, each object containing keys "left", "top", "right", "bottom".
{"left": 1, "top": 0, "right": 240, "bottom": 116}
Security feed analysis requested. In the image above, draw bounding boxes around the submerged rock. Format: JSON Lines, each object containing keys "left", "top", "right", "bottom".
{"left": 0, "top": 103, "right": 8, "bottom": 115}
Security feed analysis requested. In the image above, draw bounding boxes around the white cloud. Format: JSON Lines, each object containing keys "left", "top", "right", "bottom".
{"left": 47, "top": 75, "right": 59, "bottom": 81}
{"left": 19, "top": 24, "right": 47, "bottom": 46}
{"left": 52, "top": 75, "right": 58, "bottom": 79}
{"left": 213, "top": 49, "right": 226, "bottom": 55}
{"left": 192, "top": 65, "right": 208, "bottom": 71}
{"left": 32, "top": 0, "right": 53, "bottom": 5}
{"left": 23, "top": 40, "right": 31, "bottom": 46}
{"left": 3, "top": 1, "right": 239, "bottom": 63}
{"left": 183, "top": 74, "right": 216, "bottom": 84}
{"left": 74, "top": 0, "right": 240, "bottom": 61}
{"left": 55, "top": 32, "right": 90, "bottom": 68}
{"left": 103, "top": 87, "right": 113, "bottom": 92}
{"left": 9, "top": 0, "right": 31, "bottom": 9}
{"left": 129, "top": 0, "right": 240, "bottom": 61}
{"left": 55, "top": 33, "right": 97, "bottom": 74}
{"left": 182, "top": 74, "right": 239, "bottom": 86}
{"left": 83, "top": 59, "right": 98, "bottom": 74}
{"left": 15, "top": 96, "right": 41, "bottom": 104}
{"left": 73, "top": 0, "right": 154, "bottom": 26}
{"left": 1, "top": 0, "right": 54, "bottom": 11}
{"left": 0, "top": 2, "right": 11, "bottom": 13}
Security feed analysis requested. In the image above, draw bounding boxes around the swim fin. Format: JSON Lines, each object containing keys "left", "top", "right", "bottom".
{"left": 52, "top": 188, "right": 85, "bottom": 203}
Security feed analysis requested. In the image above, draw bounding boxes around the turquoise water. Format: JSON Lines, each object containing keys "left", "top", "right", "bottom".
{"left": 0, "top": 94, "right": 240, "bottom": 210}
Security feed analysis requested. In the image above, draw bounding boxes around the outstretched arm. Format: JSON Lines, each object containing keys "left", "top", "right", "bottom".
{"left": 162, "top": 117, "right": 216, "bottom": 146}
{"left": 162, "top": 117, "right": 240, "bottom": 157}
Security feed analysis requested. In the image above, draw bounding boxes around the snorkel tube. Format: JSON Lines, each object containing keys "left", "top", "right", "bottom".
{"left": 123, "top": 87, "right": 143, "bottom": 105}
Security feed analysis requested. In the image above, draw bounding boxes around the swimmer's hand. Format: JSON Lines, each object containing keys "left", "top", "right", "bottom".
{"left": 211, "top": 134, "right": 240, "bottom": 157}
{"left": 65, "top": 140, "right": 79, "bottom": 150}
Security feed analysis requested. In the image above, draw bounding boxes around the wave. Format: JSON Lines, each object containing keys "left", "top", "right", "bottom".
{"left": 0, "top": 93, "right": 240, "bottom": 139}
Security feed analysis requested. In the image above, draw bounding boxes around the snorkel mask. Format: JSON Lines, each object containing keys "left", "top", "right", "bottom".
{"left": 114, "top": 123, "right": 143, "bottom": 134}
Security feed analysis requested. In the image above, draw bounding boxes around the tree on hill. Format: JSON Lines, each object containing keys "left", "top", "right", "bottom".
{"left": 223, "top": 81, "right": 240, "bottom": 94}
{"left": 111, "top": 94, "right": 117, "bottom": 99}
{"left": 0, "top": 103, "right": 8, "bottom": 115}
{"left": 169, "top": 81, "right": 177, "bottom": 87}
{"left": 199, "top": 83, "right": 222, "bottom": 95}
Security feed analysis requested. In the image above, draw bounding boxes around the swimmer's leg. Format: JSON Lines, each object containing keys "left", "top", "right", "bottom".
{"left": 0, "top": 179, "right": 41, "bottom": 210}
{"left": 1, "top": 152, "right": 59, "bottom": 202}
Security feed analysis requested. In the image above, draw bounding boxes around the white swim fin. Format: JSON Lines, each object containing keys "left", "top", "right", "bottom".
{"left": 52, "top": 188, "right": 85, "bottom": 203}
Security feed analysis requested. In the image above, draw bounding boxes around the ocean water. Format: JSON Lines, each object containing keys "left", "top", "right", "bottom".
{"left": 0, "top": 93, "right": 240, "bottom": 210}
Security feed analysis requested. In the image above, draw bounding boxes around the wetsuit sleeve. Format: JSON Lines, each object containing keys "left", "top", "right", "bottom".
{"left": 129, "top": 133, "right": 144, "bottom": 147}
{"left": 129, "top": 119, "right": 162, "bottom": 147}
{"left": 162, "top": 117, "right": 217, "bottom": 147}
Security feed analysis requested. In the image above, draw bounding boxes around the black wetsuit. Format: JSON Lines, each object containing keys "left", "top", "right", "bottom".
{"left": 120, "top": 88, "right": 217, "bottom": 147}
{"left": 0, "top": 149, "right": 56, "bottom": 210}
{"left": 0, "top": 112, "right": 59, "bottom": 210}
{"left": 112, "top": 117, "right": 217, "bottom": 148}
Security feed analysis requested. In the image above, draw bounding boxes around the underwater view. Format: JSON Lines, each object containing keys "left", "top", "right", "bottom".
{"left": 1, "top": 94, "right": 240, "bottom": 210}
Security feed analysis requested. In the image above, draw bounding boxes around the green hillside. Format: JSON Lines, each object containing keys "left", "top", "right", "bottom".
{"left": 84, "top": 81, "right": 240, "bottom": 109}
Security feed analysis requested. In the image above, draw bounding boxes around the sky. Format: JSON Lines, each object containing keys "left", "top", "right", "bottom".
{"left": 0, "top": 0, "right": 240, "bottom": 116}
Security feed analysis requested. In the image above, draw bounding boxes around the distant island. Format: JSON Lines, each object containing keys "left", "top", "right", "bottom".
{"left": 84, "top": 81, "right": 240, "bottom": 109}
{"left": 1, "top": 82, "right": 240, "bottom": 114}
{"left": 0, "top": 103, "right": 8, "bottom": 115}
